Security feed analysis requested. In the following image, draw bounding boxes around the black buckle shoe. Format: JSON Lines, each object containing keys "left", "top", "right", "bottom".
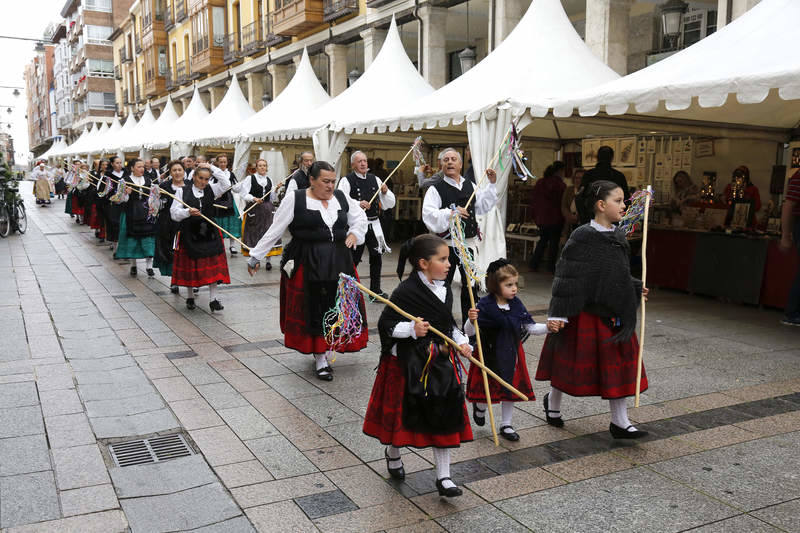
{"left": 315, "top": 366, "right": 333, "bottom": 381}
{"left": 609, "top": 423, "right": 648, "bottom": 439}
{"left": 264, "top": 262, "right": 272, "bottom": 271}
{"left": 543, "top": 392, "right": 564, "bottom": 428}
{"left": 170, "top": 285, "right": 179, "bottom": 294}
{"left": 384, "top": 448, "right": 405, "bottom": 480}
{"left": 229, "top": 247, "right": 238, "bottom": 256}
{"left": 186, "top": 298, "right": 196, "bottom": 310}
{"left": 472, "top": 404, "right": 486, "bottom": 427}
{"left": 209, "top": 299, "right": 224, "bottom": 312}
{"left": 146, "top": 268, "right": 155, "bottom": 277}
{"left": 129, "top": 266, "right": 137, "bottom": 277}
{"left": 435, "top": 478, "right": 463, "bottom": 498}
{"left": 499, "top": 425, "right": 520, "bottom": 442}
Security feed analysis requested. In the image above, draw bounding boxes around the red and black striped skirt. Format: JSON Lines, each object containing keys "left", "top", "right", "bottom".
{"left": 279, "top": 264, "right": 368, "bottom": 354}
{"left": 535, "top": 312, "right": 647, "bottom": 399}
{"left": 70, "top": 195, "right": 84, "bottom": 216}
{"left": 363, "top": 354, "right": 474, "bottom": 449}
{"left": 466, "top": 344, "right": 534, "bottom": 403}
{"left": 170, "top": 231, "right": 230, "bottom": 287}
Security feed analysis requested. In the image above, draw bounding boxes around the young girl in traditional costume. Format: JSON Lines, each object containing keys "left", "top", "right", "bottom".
{"left": 169, "top": 164, "right": 231, "bottom": 311}
{"left": 466, "top": 259, "right": 547, "bottom": 442}
{"left": 362, "top": 234, "right": 475, "bottom": 497}
{"left": 208, "top": 154, "right": 241, "bottom": 257}
{"left": 536, "top": 180, "right": 650, "bottom": 439}
{"left": 115, "top": 160, "right": 156, "bottom": 277}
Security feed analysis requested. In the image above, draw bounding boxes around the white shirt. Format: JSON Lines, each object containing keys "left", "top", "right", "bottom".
{"left": 247, "top": 189, "right": 368, "bottom": 262}
{"left": 233, "top": 173, "right": 277, "bottom": 204}
{"left": 422, "top": 175, "right": 498, "bottom": 246}
{"left": 337, "top": 172, "right": 396, "bottom": 213}
{"left": 389, "top": 272, "right": 469, "bottom": 355}
{"left": 169, "top": 172, "right": 231, "bottom": 222}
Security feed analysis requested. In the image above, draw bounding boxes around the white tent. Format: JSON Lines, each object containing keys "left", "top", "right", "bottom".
{"left": 95, "top": 116, "right": 123, "bottom": 156}
{"left": 62, "top": 125, "right": 94, "bottom": 157}
{"left": 249, "top": 17, "right": 434, "bottom": 172}
{"left": 340, "top": 0, "right": 618, "bottom": 271}
{"left": 147, "top": 86, "right": 209, "bottom": 158}
{"left": 42, "top": 137, "right": 69, "bottom": 161}
{"left": 101, "top": 113, "right": 138, "bottom": 158}
{"left": 78, "top": 121, "right": 108, "bottom": 155}
{"left": 118, "top": 102, "right": 157, "bottom": 153}
{"left": 518, "top": 0, "right": 800, "bottom": 130}
{"left": 190, "top": 73, "right": 255, "bottom": 146}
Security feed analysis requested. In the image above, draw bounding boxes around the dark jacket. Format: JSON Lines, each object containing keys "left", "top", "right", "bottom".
{"left": 531, "top": 175, "right": 566, "bottom": 227}
{"left": 549, "top": 224, "right": 643, "bottom": 342}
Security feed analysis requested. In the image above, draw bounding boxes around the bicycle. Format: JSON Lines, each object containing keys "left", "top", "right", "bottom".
{"left": 0, "top": 182, "right": 27, "bottom": 238}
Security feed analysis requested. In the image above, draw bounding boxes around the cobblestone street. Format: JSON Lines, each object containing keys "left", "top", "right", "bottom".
{"left": 0, "top": 185, "right": 799, "bottom": 532}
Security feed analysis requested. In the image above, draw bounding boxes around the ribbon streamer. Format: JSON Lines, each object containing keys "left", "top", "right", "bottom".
{"left": 448, "top": 210, "right": 484, "bottom": 284}
{"left": 322, "top": 275, "right": 365, "bottom": 352}
{"left": 619, "top": 189, "right": 654, "bottom": 236}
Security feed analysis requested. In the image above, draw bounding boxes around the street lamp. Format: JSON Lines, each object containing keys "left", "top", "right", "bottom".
{"left": 660, "top": 0, "right": 688, "bottom": 50}
{"left": 458, "top": 47, "right": 477, "bottom": 74}
{"left": 347, "top": 68, "right": 361, "bottom": 87}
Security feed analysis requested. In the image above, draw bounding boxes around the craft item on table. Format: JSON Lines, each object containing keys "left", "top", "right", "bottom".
{"left": 322, "top": 274, "right": 365, "bottom": 354}
{"left": 619, "top": 188, "right": 654, "bottom": 236}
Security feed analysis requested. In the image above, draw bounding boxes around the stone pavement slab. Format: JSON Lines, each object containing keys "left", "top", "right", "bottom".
{"left": 0, "top": 471, "right": 61, "bottom": 528}
{"left": 109, "top": 455, "right": 217, "bottom": 498}
{"left": 58, "top": 483, "right": 119, "bottom": 517}
{"left": 0, "top": 434, "right": 52, "bottom": 477}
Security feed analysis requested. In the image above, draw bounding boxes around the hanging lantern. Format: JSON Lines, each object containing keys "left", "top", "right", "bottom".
{"left": 660, "top": 0, "right": 688, "bottom": 47}
{"left": 347, "top": 68, "right": 361, "bottom": 87}
{"left": 458, "top": 48, "right": 477, "bottom": 74}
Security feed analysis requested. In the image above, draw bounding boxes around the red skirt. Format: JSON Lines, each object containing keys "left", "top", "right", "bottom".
{"left": 87, "top": 204, "right": 101, "bottom": 229}
{"left": 71, "top": 195, "right": 84, "bottom": 216}
{"left": 535, "top": 312, "right": 647, "bottom": 399}
{"left": 466, "top": 344, "right": 534, "bottom": 403}
{"left": 171, "top": 232, "right": 230, "bottom": 287}
{"left": 279, "top": 264, "right": 368, "bottom": 354}
{"left": 363, "top": 354, "right": 474, "bottom": 449}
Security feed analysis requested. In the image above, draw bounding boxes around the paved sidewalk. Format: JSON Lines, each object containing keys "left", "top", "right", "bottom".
{"left": 0, "top": 185, "right": 798, "bottom": 532}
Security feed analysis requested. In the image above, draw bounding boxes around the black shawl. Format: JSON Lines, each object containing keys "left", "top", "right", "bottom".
{"left": 378, "top": 273, "right": 465, "bottom": 434}
{"left": 549, "top": 224, "right": 643, "bottom": 342}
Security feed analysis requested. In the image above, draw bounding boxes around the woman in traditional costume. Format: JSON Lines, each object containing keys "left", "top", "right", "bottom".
{"left": 103, "top": 156, "right": 128, "bottom": 252}
{"left": 236, "top": 158, "right": 280, "bottom": 269}
{"left": 247, "top": 161, "right": 368, "bottom": 381}
{"left": 153, "top": 160, "right": 185, "bottom": 292}
{"left": 362, "top": 234, "right": 475, "bottom": 497}
{"left": 537, "top": 180, "right": 650, "bottom": 439}
{"left": 169, "top": 164, "right": 231, "bottom": 311}
{"left": 115, "top": 160, "right": 156, "bottom": 277}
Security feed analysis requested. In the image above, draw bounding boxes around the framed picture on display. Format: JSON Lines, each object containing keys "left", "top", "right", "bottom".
{"left": 695, "top": 139, "right": 714, "bottom": 158}
{"left": 638, "top": 139, "right": 647, "bottom": 154}
{"left": 672, "top": 138, "right": 684, "bottom": 156}
{"left": 647, "top": 138, "right": 657, "bottom": 154}
{"left": 617, "top": 137, "right": 636, "bottom": 166}
{"left": 730, "top": 202, "right": 751, "bottom": 229}
{"left": 582, "top": 139, "right": 600, "bottom": 167}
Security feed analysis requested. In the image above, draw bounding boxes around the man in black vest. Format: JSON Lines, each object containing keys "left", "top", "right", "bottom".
{"left": 422, "top": 148, "right": 498, "bottom": 324}
{"left": 338, "top": 151, "right": 395, "bottom": 299}
{"left": 286, "top": 151, "right": 315, "bottom": 194}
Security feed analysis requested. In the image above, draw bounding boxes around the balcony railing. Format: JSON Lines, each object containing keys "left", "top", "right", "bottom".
{"left": 263, "top": 15, "right": 289, "bottom": 47}
{"left": 114, "top": 65, "right": 122, "bottom": 80}
{"left": 223, "top": 33, "right": 239, "bottom": 64}
{"left": 323, "top": 0, "right": 357, "bottom": 22}
{"left": 136, "top": 85, "right": 143, "bottom": 103}
{"left": 175, "top": 0, "right": 187, "bottom": 23}
{"left": 271, "top": 0, "right": 324, "bottom": 37}
{"left": 365, "top": 0, "right": 394, "bottom": 7}
{"left": 192, "top": 35, "right": 209, "bottom": 55}
{"left": 165, "top": 68, "right": 176, "bottom": 90}
{"left": 241, "top": 21, "right": 265, "bottom": 55}
{"left": 135, "top": 37, "right": 142, "bottom": 54}
{"left": 176, "top": 60, "right": 188, "bottom": 84}
{"left": 121, "top": 48, "right": 132, "bottom": 63}
{"left": 123, "top": 89, "right": 130, "bottom": 105}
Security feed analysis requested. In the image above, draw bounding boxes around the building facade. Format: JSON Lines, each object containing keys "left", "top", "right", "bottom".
{"left": 0, "top": 133, "right": 15, "bottom": 167}
{"left": 52, "top": 23, "right": 75, "bottom": 142}
{"left": 24, "top": 41, "right": 56, "bottom": 157}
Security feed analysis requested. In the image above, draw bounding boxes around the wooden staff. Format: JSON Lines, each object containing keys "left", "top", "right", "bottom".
{"left": 366, "top": 139, "right": 421, "bottom": 206}
{"left": 96, "top": 173, "right": 250, "bottom": 250}
{"left": 464, "top": 127, "right": 513, "bottom": 210}
{"left": 462, "top": 255, "right": 499, "bottom": 446}
{"left": 634, "top": 185, "right": 653, "bottom": 408}
{"left": 238, "top": 172, "right": 293, "bottom": 219}
{"left": 344, "top": 275, "right": 529, "bottom": 402}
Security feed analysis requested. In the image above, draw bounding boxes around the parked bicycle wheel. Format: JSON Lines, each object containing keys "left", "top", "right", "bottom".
{"left": 14, "top": 202, "right": 26, "bottom": 234}
{"left": 0, "top": 204, "right": 10, "bottom": 238}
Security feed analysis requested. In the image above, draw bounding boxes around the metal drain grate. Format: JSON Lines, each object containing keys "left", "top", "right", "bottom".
{"left": 109, "top": 434, "right": 193, "bottom": 467}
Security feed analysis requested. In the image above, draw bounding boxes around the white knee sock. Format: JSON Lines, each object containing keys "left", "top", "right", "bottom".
{"left": 610, "top": 398, "right": 636, "bottom": 430}
{"left": 386, "top": 445, "right": 403, "bottom": 469}
{"left": 501, "top": 402, "right": 514, "bottom": 430}
{"left": 145, "top": 257, "right": 153, "bottom": 269}
{"left": 548, "top": 387, "right": 563, "bottom": 417}
{"left": 433, "top": 448, "right": 455, "bottom": 488}
{"left": 208, "top": 283, "right": 218, "bottom": 302}
{"left": 314, "top": 353, "right": 329, "bottom": 372}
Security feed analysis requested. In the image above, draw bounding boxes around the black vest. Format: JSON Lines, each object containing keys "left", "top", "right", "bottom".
{"left": 288, "top": 189, "right": 349, "bottom": 243}
{"left": 247, "top": 174, "right": 272, "bottom": 202}
{"left": 180, "top": 183, "right": 223, "bottom": 258}
{"left": 213, "top": 170, "right": 237, "bottom": 216}
{"left": 344, "top": 172, "right": 380, "bottom": 219}
{"left": 290, "top": 169, "right": 310, "bottom": 190}
{"left": 124, "top": 175, "right": 156, "bottom": 237}
{"left": 433, "top": 178, "right": 478, "bottom": 239}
